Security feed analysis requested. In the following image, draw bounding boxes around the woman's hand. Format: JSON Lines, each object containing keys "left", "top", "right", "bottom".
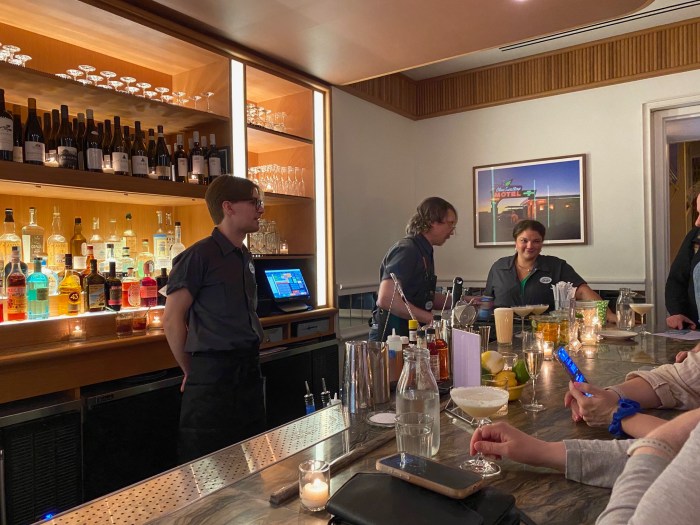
{"left": 675, "top": 342, "right": 700, "bottom": 363}
{"left": 666, "top": 314, "right": 696, "bottom": 330}
{"left": 470, "top": 421, "right": 566, "bottom": 471}
{"left": 564, "top": 381, "right": 619, "bottom": 426}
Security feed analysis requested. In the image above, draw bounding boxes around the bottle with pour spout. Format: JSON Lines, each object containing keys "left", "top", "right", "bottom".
{"left": 395, "top": 339, "right": 440, "bottom": 456}
{"left": 386, "top": 328, "right": 403, "bottom": 388}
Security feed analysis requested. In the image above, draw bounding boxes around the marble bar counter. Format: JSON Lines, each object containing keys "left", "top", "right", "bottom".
{"left": 44, "top": 334, "right": 697, "bottom": 525}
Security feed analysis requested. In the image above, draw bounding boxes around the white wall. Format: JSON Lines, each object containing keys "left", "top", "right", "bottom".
{"left": 332, "top": 69, "right": 700, "bottom": 291}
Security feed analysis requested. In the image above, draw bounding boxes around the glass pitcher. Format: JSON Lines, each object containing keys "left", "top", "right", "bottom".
{"left": 396, "top": 346, "right": 440, "bottom": 456}
{"left": 616, "top": 288, "right": 635, "bottom": 330}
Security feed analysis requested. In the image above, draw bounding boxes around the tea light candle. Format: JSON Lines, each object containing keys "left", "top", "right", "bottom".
{"left": 580, "top": 326, "right": 598, "bottom": 345}
{"left": 188, "top": 173, "right": 200, "bottom": 184}
{"left": 279, "top": 241, "right": 289, "bottom": 255}
{"left": 543, "top": 341, "right": 554, "bottom": 360}
{"left": 148, "top": 310, "right": 164, "bottom": 331}
{"left": 300, "top": 478, "right": 329, "bottom": 510}
{"left": 69, "top": 319, "right": 86, "bottom": 341}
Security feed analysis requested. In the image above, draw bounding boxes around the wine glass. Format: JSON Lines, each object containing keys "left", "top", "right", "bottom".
{"left": 100, "top": 70, "right": 117, "bottom": 87}
{"left": 136, "top": 82, "right": 151, "bottom": 97}
{"left": 15, "top": 54, "right": 31, "bottom": 67}
{"left": 154, "top": 86, "right": 169, "bottom": 101}
{"left": 120, "top": 76, "right": 136, "bottom": 92}
{"left": 66, "top": 69, "right": 84, "bottom": 82}
{"left": 87, "top": 74, "right": 103, "bottom": 85}
{"left": 78, "top": 64, "right": 96, "bottom": 77}
{"left": 512, "top": 305, "right": 533, "bottom": 337}
{"left": 203, "top": 91, "right": 214, "bottom": 112}
{"left": 172, "top": 91, "right": 186, "bottom": 105}
{"left": 108, "top": 80, "right": 124, "bottom": 92}
{"left": 450, "top": 386, "right": 509, "bottom": 477}
{"left": 145, "top": 90, "right": 157, "bottom": 100}
{"left": 55, "top": 73, "right": 72, "bottom": 80}
{"left": 630, "top": 303, "right": 654, "bottom": 336}
{"left": 193, "top": 94, "right": 202, "bottom": 110}
{"left": 2, "top": 44, "right": 20, "bottom": 61}
{"left": 521, "top": 349, "right": 545, "bottom": 412}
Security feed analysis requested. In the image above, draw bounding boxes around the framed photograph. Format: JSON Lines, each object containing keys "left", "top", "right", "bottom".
{"left": 473, "top": 154, "right": 587, "bottom": 247}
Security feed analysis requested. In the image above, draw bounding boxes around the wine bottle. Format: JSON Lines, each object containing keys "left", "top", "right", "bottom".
{"left": 131, "top": 120, "right": 148, "bottom": 178}
{"left": 110, "top": 116, "right": 129, "bottom": 175}
{"left": 57, "top": 104, "right": 78, "bottom": 169}
{"left": 0, "top": 89, "right": 13, "bottom": 161}
{"left": 45, "top": 108, "right": 59, "bottom": 165}
{"left": 84, "top": 109, "right": 102, "bottom": 172}
{"left": 188, "top": 130, "right": 204, "bottom": 184}
{"left": 147, "top": 127, "right": 157, "bottom": 179}
{"left": 85, "top": 258, "right": 106, "bottom": 312}
{"left": 207, "top": 133, "right": 222, "bottom": 181}
{"left": 200, "top": 134, "right": 209, "bottom": 183}
{"left": 42, "top": 111, "right": 51, "bottom": 149}
{"left": 173, "top": 133, "right": 187, "bottom": 182}
{"left": 105, "top": 261, "right": 122, "bottom": 311}
{"left": 23, "top": 98, "right": 45, "bottom": 165}
{"left": 155, "top": 125, "right": 171, "bottom": 181}
{"left": 102, "top": 118, "right": 113, "bottom": 173}
{"left": 156, "top": 267, "right": 168, "bottom": 306}
{"left": 76, "top": 112, "right": 86, "bottom": 170}
{"left": 12, "top": 104, "right": 23, "bottom": 163}
{"left": 123, "top": 124, "right": 132, "bottom": 175}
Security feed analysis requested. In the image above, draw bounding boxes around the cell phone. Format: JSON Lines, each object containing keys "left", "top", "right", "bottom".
{"left": 554, "top": 346, "right": 592, "bottom": 397}
{"left": 376, "top": 452, "right": 484, "bottom": 499}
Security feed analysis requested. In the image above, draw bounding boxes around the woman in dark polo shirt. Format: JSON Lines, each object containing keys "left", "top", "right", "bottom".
{"left": 484, "top": 220, "right": 611, "bottom": 318}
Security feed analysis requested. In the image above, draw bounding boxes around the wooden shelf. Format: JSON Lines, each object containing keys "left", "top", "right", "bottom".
{"left": 0, "top": 162, "right": 205, "bottom": 206}
{"left": 247, "top": 125, "right": 313, "bottom": 154}
{"left": 1, "top": 62, "right": 229, "bottom": 132}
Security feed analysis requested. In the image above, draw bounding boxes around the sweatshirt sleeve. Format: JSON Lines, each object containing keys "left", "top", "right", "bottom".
{"left": 564, "top": 439, "right": 632, "bottom": 488}
{"left": 625, "top": 352, "right": 700, "bottom": 410}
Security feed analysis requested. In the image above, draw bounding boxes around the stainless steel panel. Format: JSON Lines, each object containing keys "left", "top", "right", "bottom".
{"left": 42, "top": 404, "right": 349, "bottom": 525}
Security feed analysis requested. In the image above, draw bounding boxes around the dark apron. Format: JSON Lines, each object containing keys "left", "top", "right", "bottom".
{"left": 178, "top": 349, "right": 266, "bottom": 463}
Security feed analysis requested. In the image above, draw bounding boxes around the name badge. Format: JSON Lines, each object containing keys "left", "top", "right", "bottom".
{"left": 425, "top": 300, "right": 434, "bottom": 310}
{"left": 539, "top": 276, "right": 552, "bottom": 284}
{"left": 249, "top": 261, "right": 255, "bottom": 274}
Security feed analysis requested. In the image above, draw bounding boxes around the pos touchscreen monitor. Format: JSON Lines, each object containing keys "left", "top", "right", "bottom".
{"left": 263, "top": 268, "right": 312, "bottom": 313}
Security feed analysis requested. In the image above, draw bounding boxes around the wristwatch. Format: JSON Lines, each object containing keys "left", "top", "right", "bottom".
{"left": 608, "top": 398, "right": 641, "bottom": 439}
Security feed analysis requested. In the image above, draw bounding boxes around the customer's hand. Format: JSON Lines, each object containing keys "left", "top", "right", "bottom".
{"left": 565, "top": 381, "right": 619, "bottom": 426}
{"left": 675, "top": 342, "right": 700, "bottom": 363}
{"left": 471, "top": 422, "right": 565, "bottom": 471}
{"left": 180, "top": 375, "right": 188, "bottom": 393}
{"left": 666, "top": 314, "right": 696, "bottom": 330}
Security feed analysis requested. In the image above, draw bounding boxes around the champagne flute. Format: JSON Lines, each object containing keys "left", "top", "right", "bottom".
{"left": 450, "top": 386, "right": 509, "bottom": 477}
{"left": 512, "top": 305, "right": 533, "bottom": 337}
{"left": 630, "top": 303, "right": 654, "bottom": 336}
{"left": 521, "top": 349, "right": 545, "bottom": 412}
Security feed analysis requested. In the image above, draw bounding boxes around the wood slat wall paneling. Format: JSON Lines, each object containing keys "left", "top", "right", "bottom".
{"left": 343, "top": 17, "right": 700, "bottom": 120}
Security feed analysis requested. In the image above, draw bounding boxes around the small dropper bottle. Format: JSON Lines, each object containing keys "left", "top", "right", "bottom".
{"left": 304, "top": 380, "right": 316, "bottom": 414}
{"left": 320, "top": 378, "right": 332, "bottom": 408}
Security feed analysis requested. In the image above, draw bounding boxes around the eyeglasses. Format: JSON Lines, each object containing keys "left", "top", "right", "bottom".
{"left": 242, "top": 198, "right": 264, "bottom": 211}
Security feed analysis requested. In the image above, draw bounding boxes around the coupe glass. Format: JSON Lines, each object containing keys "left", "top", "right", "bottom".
{"left": 87, "top": 74, "right": 103, "bottom": 85}
{"left": 136, "top": 82, "right": 151, "bottom": 97}
{"left": 100, "top": 71, "right": 116, "bottom": 86}
{"left": 193, "top": 94, "right": 202, "bottom": 110}
{"left": 15, "top": 54, "right": 31, "bottom": 67}
{"left": 172, "top": 91, "right": 186, "bottom": 105}
{"left": 78, "top": 64, "right": 96, "bottom": 76}
{"left": 120, "top": 76, "right": 136, "bottom": 91}
{"left": 154, "top": 86, "right": 169, "bottom": 101}
{"left": 55, "top": 73, "right": 72, "bottom": 80}
{"left": 530, "top": 304, "right": 549, "bottom": 315}
{"left": 2, "top": 44, "right": 20, "bottom": 60}
{"left": 144, "top": 90, "right": 157, "bottom": 100}
{"left": 108, "top": 80, "right": 124, "bottom": 92}
{"left": 162, "top": 94, "right": 173, "bottom": 104}
{"left": 521, "top": 349, "right": 545, "bottom": 412}
{"left": 66, "top": 69, "right": 84, "bottom": 82}
{"left": 203, "top": 91, "right": 214, "bottom": 112}
{"left": 630, "top": 303, "right": 654, "bottom": 336}
{"left": 450, "top": 386, "right": 509, "bottom": 477}
{"left": 512, "top": 305, "right": 533, "bottom": 337}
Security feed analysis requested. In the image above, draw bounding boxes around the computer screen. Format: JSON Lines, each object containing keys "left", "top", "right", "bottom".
{"left": 264, "top": 268, "right": 311, "bottom": 301}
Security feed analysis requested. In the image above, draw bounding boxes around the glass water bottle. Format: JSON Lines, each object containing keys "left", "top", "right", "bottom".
{"left": 395, "top": 346, "right": 440, "bottom": 456}
{"left": 616, "top": 288, "right": 634, "bottom": 331}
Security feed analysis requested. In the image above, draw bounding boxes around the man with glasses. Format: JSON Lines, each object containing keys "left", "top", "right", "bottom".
{"left": 164, "top": 175, "right": 266, "bottom": 463}
{"left": 369, "top": 196, "right": 458, "bottom": 341}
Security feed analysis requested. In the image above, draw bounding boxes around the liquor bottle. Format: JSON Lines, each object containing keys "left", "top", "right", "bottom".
{"left": 105, "top": 261, "right": 122, "bottom": 311}
{"left": 0, "top": 208, "right": 21, "bottom": 267}
{"left": 12, "top": 104, "right": 23, "bottom": 163}
{"left": 156, "top": 267, "right": 168, "bottom": 306}
{"left": 6, "top": 247, "right": 27, "bottom": 321}
{"left": 173, "top": 134, "right": 187, "bottom": 182}
{"left": 110, "top": 116, "right": 129, "bottom": 175}
{"left": 165, "top": 212, "right": 174, "bottom": 252}
{"left": 146, "top": 127, "right": 157, "bottom": 179}
{"left": 27, "top": 258, "right": 49, "bottom": 320}
{"left": 101, "top": 118, "right": 113, "bottom": 173}
{"left": 89, "top": 217, "right": 106, "bottom": 263}
{"left": 84, "top": 109, "right": 102, "bottom": 172}
{"left": 84, "top": 258, "right": 106, "bottom": 312}
{"left": 119, "top": 245, "right": 134, "bottom": 274}
{"left": 102, "top": 242, "right": 117, "bottom": 274}
{"left": 76, "top": 112, "right": 86, "bottom": 170}
{"left": 431, "top": 314, "right": 450, "bottom": 381}
{"left": 23, "top": 98, "right": 45, "bottom": 165}
{"left": 131, "top": 121, "right": 148, "bottom": 178}
{"left": 58, "top": 253, "right": 81, "bottom": 316}
{"left": 70, "top": 217, "right": 87, "bottom": 258}
{"left": 46, "top": 208, "right": 68, "bottom": 271}
{"left": 425, "top": 327, "right": 441, "bottom": 381}
{"left": 122, "top": 212, "right": 138, "bottom": 257}
{"left": 40, "top": 258, "right": 59, "bottom": 295}
{"left": 4, "top": 244, "right": 28, "bottom": 280}
{"left": 136, "top": 239, "right": 155, "bottom": 278}
{"left": 153, "top": 211, "right": 169, "bottom": 270}
{"left": 139, "top": 269, "right": 158, "bottom": 307}
{"left": 45, "top": 108, "right": 59, "bottom": 166}
{"left": 188, "top": 130, "right": 205, "bottom": 184}
{"left": 155, "top": 125, "right": 171, "bottom": 181}
{"left": 56, "top": 105, "right": 78, "bottom": 169}
{"left": 207, "top": 133, "right": 222, "bottom": 181}
{"left": 170, "top": 221, "right": 186, "bottom": 263}
{"left": 0, "top": 88, "right": 13, "bottom": 161}
{"left": 121, "top": 267, "right": 140, "bottom": 308}
{"left": 81, "top": 244, "right": 95, "bottom": 282}
{"left": 21, "top": 206, "right": 45, "bottom": 264}
{"left": 106, "top": 217, "right": 123, "bottom": 256}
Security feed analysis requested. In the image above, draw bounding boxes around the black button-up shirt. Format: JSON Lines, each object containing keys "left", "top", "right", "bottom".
{"left": 167, "top": 227, "right": 263, "bottom": 353}
{"left": 484, "top": 254, "right": 585, "bottom": 311}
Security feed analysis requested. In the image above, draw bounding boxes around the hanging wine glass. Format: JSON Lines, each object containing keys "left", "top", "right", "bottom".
{"left": 136, "top": 82, "right": 151, "bottom": 98}
{"left": 66, "top": 69, "right": 84, "bottom": 82}
{"left": 203, "top": 91, "right": 214, "bottom": 112}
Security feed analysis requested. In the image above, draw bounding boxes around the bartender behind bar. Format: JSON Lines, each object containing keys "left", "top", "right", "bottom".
{"left": 369, "top": 197, "right": 457, "bottom": 341}
{"left": 164, "top": 176, "right": 267, "bottom": 463}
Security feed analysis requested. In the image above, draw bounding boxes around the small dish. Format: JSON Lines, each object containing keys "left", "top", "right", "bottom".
{"left": 599, "top": 329, "right": 638, "bottom": 340}
{"left": 366, "top": 411, "right": 396, "bottom": 427}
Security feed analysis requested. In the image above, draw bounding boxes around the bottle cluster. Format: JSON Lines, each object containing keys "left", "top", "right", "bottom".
{"left": 0, "top": 90, "right": 225, "bottom": 185}
{"left": 0, "top": 207, "right": 186, "bottom": 322}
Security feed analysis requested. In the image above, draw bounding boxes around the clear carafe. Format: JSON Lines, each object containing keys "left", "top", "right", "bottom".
{"left": 264, "top": 220, "right": 279, "bottom": 254}
{"left": 395, "top": 346, "right": 440, "bottom": 456}
{"left": 616, "top": 288, "right": 635, "bottom": 330}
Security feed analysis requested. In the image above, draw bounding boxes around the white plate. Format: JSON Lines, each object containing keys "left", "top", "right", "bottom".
{"left": 599, "top": 329, "right": 638, "bottom": 340}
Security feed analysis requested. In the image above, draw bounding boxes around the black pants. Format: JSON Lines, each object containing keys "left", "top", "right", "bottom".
{"left": 178, "top": 350, "right": 266, "bottom": 464}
